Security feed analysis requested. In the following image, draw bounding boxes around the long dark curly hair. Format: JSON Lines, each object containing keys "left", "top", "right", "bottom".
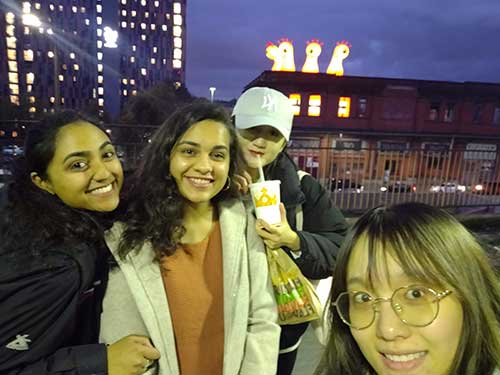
{"left": 0, "top": 111, "right": 111, "bottom": 256}
{"left": 118, "top": 100, "right": 242, "bottom": 260}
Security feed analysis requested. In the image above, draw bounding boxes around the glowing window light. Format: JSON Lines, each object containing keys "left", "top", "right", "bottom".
{"left": 9, "top": 72, "right": 18, "bottom": 84}
{"left": 173, "top": 59, "right": 182, "bottom": 69}
{"left": 97, "top": 64, "right": 103, "bottom": 72}
{"left": 7, "top": 49, "right": 17, "bottom": 60}
{"left": 141, "top": 23, "right": 146, "bottom": 30}
{"left": 49, "top": 4, "right": 54, "bottom": 11}
{"left": 98, "top": 75, "right": 103, "bottom": 84}
{"left": 130, "top": 22, "right": 135, "bottom": 28}
{"left": 47, "top": 28, "right": 53, "bottom": 35}
{"left": 61, "top": 98, "right": 65, "bottom": 104}
{"left": 98, "top": 87, "right": 104, "bottom": 95}
{"left": 141, "top": 34, "right": 146, "bottom": 41}
{"left": 289, "top": 94, "right": 301, "bottom": 116}
{"left": 6, "top": 25, "right": 15, "bottom": 36}
{"left": 97, "top": 17, "right": 102, "bottom": 25}
{"left": 121, "top": 10, "right": 127, "bottom": 16}
{"left": 97, "top": 40, "right": 103, "bottom": 48}
{"left": 121, "top": 21, "right": 127, "bottom": 28}
{"left": 58, "top": 75, "right": 64, "bottom": 82}
{"left": 103, "top": 27, "right": 118, "bottom": 48}
{"left": 38, "top": 27, "right": 44, "bottom": 34}
{"left": 22, "top": 14, "right": 41, "bottom": 27}
{"left": 29, "top": 96, "right": 35, "bottom": 103}
{"left": 141, "top": 68, "right": 147, "bottom": 76}
{"left": 10, "top": 95, "right": 20, "bottom": 105}
{"left": 338, "top": 97, "right": 351, "bottom": 118}
{"left": 81, "top": 7, "right": 86, "bottom": 13}
{"left": 150, "top": 24, "right": 156, "bottom": 30}
{"left": 96, "top": 4, "right": 102, "bottom": 13}
{"left": 173, "top": 2, "right": 181, "bottom": 13}
{"left": 9, "top": 84, "right": 19, "bottom": 95}
{"left": 130, "top": 56, "right": 135, "bottom": 63}
{"left": 72, "top": 6, "right": 77, "bottom": 13}
{"left": 123, "top": 89, "right": 128, "bottom": 96}
{"left": 69, "top": 52, "right": 76, "bottom": 59}
{"left": 74, "top": 64, "right": 79, "bottom": 70}
{"left": 141, "top": 0, "right": 146, "bottom": 5}
{"left": 173, "top": 15, "right": 182, "bottom": 25}
{"left": 97, "top": 28, "right": 102, "bottom": 36}
{"left": 24, "top": 49, "right": 34, "bottom": 62}
{"left": 29, "top": 107, "right": 37, "bottom": 113}
{"left": 151, "top": 58, "right": 156, "bottom": 64}
{"left": 132, "top": 90, "right": 137, "bottom": 96}
{"left": 50, "top": 96, "right": 55, "bottom": 103}
{"left": 35, "top": 3, "right": 41, "bottom": 10}
{"left": 154, "top": 1, "right": 159, "bottom": 7}
{"left": 121, "top": 0, "right": 126, "bottom": 4}
{"left": 130, "top": 79, "right": 135, "bottom": 85}
{"left": 85, "top": 19, "right": 90, "bottom": 26}
{"left": 6, "top": 12, "right": 15, "bottom": 24}
{"left": 6, "top": 37, "right": 16, "bottom": 49}
{"left": 97, "top": 52, "right": 103, "bottom": 60}
{"left": 144, "top": 12, "right": 149, "bottom": 18}
{"left": 27, "top": 84, "right": 32, "bottom": 92}
{"left": 162, "top": 25, "right": 167, "bottom": 31}
{"left": 308, "top": 95, "right": 321, "bottom": 117}
{"left": 174, "top": 37, "right": 182, "bottom": 48}
{"left": 98, "top": 98, "right": 104, "bottom": 107}
{"left": 22, "top": 2, "right": 31, "bottom": 13}
{"left": 132, "top": 45, "right": 137, "bottom": 51}
{"left": 153, "top": 46, "right": 158, "bottom": 53}
{"left": 48, "top": 51, "right": 54, "bottom": 58}
{"left": 72, "top": 76, "right": 77, "bottom": 82}
{"left": 173, "top": 48, "right": 182, "bottom": 59}
{"left": 24, "top": 27, "right": 30, "bottom": 35}
{"left": 26, "top": 72, "right": 34, "bottom": 84}
{"left": 173, "top": 26, "right": 182, "bottom": 37}
{"left": 131, "top": 10, "right": 137, "bottom": 17}
{"left": 122, "top": 78, "right": 128, "bottom": 84}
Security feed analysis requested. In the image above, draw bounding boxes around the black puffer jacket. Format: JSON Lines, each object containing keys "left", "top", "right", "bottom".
{"left": 267, "top": 152, "right": 348, "bottom": 349}
{"left": 0, "top": 240, "right": 109, "bottom": 375}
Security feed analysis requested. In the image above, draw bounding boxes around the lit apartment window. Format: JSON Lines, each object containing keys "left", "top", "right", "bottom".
{"left": 174, "top": 37, "right": 182, "bottom": 48}
{"left": 144, "top": 12, "right": 149, "bottom": 18}
{"left": 10, "top": 95, "right": 20, "bottom": 105}
{"left": 173, "top": 15, "right": 182, "bottom": 25}
{"left": 47, "top": 28, "right": 54, "bottom": 35}
{"left": 141, "top": 34, "right": 146, "bottom": 41}
{"left": 130, "top": 22, "right": 135, "bottom": 28}
{"left": 123, "top": 89, "right": 128, "bottom": 96}
{"left": 338, "top": 97, "right": 351, "bottom": 118}
{"left": 58, "top": 74, "right": 64, "bottom": 82}
{"left": 121, "top": 0, "right": 126, "bottom": 4}
{"left": 29, "top": 107, "right": 36, "bottom": 113}
{"left": 358, "top": 97, "right": 367, "bottom": 117}
{"left": 173, "top": 48, "right": 182, "bottom": 59}
{"left": 85, "top": 19, "right": 90, "bottom": 26}
{"left": 97, "top": 64, "right": 103, "bottom": 72}
{"left": 98, "top": 98, "right": 104, "bottom": 107}
{"left": 80, "top": 7, "right": 86, "bottom": 12}
{"left": 132, "top": 45, "right": 137, "bottom": 51}
{"left": 48, "top": 51, "right": 54, "bottom": 58}
{"left": 141, "top": 0, "right": 146, "bottom": 5}
{"left": 173, "top": 2, "right": 181, "bottom": 13}
{"left": 444, "top": 103, "right": 455, "bottom": 122}
{"left": 49, "top": 4, "right": 55, "bottom": 11}
{"left": 141, "top": 22, "right": 146, "bottom": 30}
{"left": 50, "top": 96, "right": 55, "bottom": 103}
{"left": 97, "top": 17, "right": 102, "bottom": 25}
{"left": 173, "top": 26, "right": 182, "bottom": 37}
{"left": 130, "top": 56, "right": 135, "bottom": 63}
{"left": 35, "top": 3, "right": 41, "bottom": 10}
{"left": 151, "top": 58, "right": 156, "bottom": 64}
{"left": 289, "top": 94, "right": 301, "bottom": 116}
{"left": 29, "top": 96, "right": 35, "bottom": 103}
{"left": 24, "top": 50, "right": 34, "bottom": 62}
{"left": 173, "top": 59, "right": 182, "bottom": 69}
{"left": 97, "top": 40, "right": 103, "bottom": 48}
{"left": 72, "top": 6, "right": 77, "bottom": 13}
{"left": 494, "top": 107, "right": 500, "bottom": 125}
{"left": 98, "top": 75, "right": 103, "bottom": 84}
{"left": 69, "top": 52, "right": 75, "bottom": 59}
{"left": 122, "top": 78, "right": 128, "bottom": 84}
{"left": 72, "top": 76, "right": 77, "bottom": 82}
{"left": 8, "top": 61, "right": 18, "bottom": 72}
{"left": 96, "top": 4, "right": 102, "bottom": 13}
{"left": 131, "top": 10, "right": 137, "bottom": 17}
{"left": 6, "top": 12, "right": 15, "bottom": 24}
{"left": 162, "top": 25, "right": 167, "bottom": 31}
{"left": 154, "top": 1, "right": 159, "bottom": 7}
{"left": 7, "top": 49, "right": 17, "bottom": 60}
{"left": 150, "top": 24, "right": 156, "bottom": 30}
{"left": 27, "top": 84, "right": 32, "bottom": 92}
{"left": 132, "top": 90, "right": 137, "bottom": 96}
{"left": 429, "top": 102, "right": 440, "bottom": 121}
{"left": 8, "top": 72, "right": 19, "bottom": 84}
{"left": 121, "top": 10, "right": 127, "bottom": 16}
{"left": 130, "top": 79, "right": 135, "bottom": 85}
{"left": 26, "top": 72, "right": 34, "bottom": 84}
{"left": 61, "top": 98, "right": 64, "bottom": 104}
{"left": 22, "top": 2, "right": 31, "bottom": 13}
{"left": 97, "top": 52, "right": 103, "bottom": 60}
{"left": 153, "top": 46, "right": 158, "bottom": 53}
{"left": 6, "top": 25, "right": 15, "bottom": 36}
{"left": 141, "top": 68, "right": 147, "bottom": 75}
{"left": 308, "top": 95, "right": 321, "bottom": 117}
{"left": 9, "top": 84, "right": 19, "bottom": 95}
{"left": 58, "top": 5, "right": 63, "bottom": 11}
{"left": 98, "top": 87, "right": 104, "bottom": 95}
{"left": 74, "top": 64, "right": 79, "bottom": 70}
{"left": 24, "top": 27, "right": 30, "bottom": 35}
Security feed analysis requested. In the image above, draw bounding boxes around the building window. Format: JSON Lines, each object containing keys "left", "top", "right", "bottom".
{"left": 26, "top": 72, "right": 34, "bottom": 84}
{"left": 172, "top": 59, "right": 182, "bottom": 69}
{"left": 289, "top": 94, "right": 301, "bottom": 116}
{"left": 429, "top": 102, "right": 440, "bottom": 121}
{"left": 174, "top": 37, "right": 182, "bottom": 48}
{"left": 7, "top": 49, "right": 16, "bottom": 60}
{"left": 141, "top": 68, "right": 147, "bottom": 76}
{"left": 24, "top": 49, "right": 34, "bottom": 62}
{"left": 173, "top": 48, "right": 182, "bottom": 59}
{"left": 173, "top": 26, "right": 182, "bottom": 37}
{"left": 494, "top": 107, "right": 500, "bottom": 125}
{"left": 308, "top": 95, "right": 321, "bottom": 117}
{"left": 473, "top": 103, "right": 482, "bottom": 123}
{"left": 173, "top": 2, "right": 181, "bottom": 13}
{"left": 73, "top": 64, "right": 79, "bottom": 70}
{"left": 358, "top": 97, "right": 367, "bottom": 117}
{"left": 173, "top": 15, "right": 182, "bottom": 25}
{"left": 338, "top": 97, "right": 351, "bottom": 118}
{"left": 444, "top": 103, "right": 455, "bottom": 122}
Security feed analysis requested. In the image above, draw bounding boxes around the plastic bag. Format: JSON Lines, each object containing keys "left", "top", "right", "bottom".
{"left": 266, "top": 247, "right": 322, "bottom": 325}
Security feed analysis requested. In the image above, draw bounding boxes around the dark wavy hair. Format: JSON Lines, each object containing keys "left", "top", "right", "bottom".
{"left": 316, "top": 202, "right": 500, "bottom": 375}
{"left": 118, "top": 100, "right": 242, "bottom": 260}
{"left": 0, "top": 111, "right": 110, "bottom": 256}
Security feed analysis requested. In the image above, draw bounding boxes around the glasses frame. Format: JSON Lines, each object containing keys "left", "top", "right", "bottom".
{"left": 333, "top": 285, "right": 452, "bottom": 330}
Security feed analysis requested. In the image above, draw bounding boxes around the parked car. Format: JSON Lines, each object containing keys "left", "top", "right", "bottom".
{"left": 330, "top": 178, "right": 364, "bottom": 193}
{"left": 381, "top": 181, "right": 416, "bottom": 193}
{"left": 430, "top": 182, "right": 466, "bottom": 193}
{"left": 472, "top": 181, "right": 500, "bottom": 195}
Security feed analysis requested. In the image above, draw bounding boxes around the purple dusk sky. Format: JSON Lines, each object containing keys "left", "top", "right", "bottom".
{"left": 185, "top": 0, "right": 500, "bottom": 101}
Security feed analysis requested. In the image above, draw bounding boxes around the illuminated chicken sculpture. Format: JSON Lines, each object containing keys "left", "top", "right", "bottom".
{"left": 266, "top": 42, "right": 282, "bottom": 71}
{"left": 327, "top": 40, "right": 351, "bottom": 76}
{"left": 301, "top": 39, "right": 323, "bottom": 73}
{"left": 278, "top": 38, "right": 296, "bottom": 72}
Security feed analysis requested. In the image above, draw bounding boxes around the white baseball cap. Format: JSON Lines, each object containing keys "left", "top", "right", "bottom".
{"left": 232, "top": 87, "right": 294, "bottom": 141}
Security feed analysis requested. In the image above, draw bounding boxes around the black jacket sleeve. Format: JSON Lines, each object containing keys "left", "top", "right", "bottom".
{"left": 286, "top": 174, "right": 348, "bottom": 279}
{"left": 0, "top": 248, "right": 108, "bottom": 375}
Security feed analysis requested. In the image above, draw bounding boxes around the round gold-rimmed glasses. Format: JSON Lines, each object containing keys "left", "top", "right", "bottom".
{"left": 333, "top": 285, "right": 452, "bottom": 330}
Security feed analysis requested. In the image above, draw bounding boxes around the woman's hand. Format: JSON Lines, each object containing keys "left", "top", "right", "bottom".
{"left": 232, "top": 171, "right": 253, "bottom": 194}
{"left": 255, "top": 203, "right": 300, "bottom": 250}
{"left": 107, "top": 335, "right": 160, "bottom": 375}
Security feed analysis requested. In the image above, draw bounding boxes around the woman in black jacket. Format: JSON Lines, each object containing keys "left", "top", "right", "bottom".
{"left": 0, "top": 111, "right": 160, "bottom": 375}
{"left": 232, "top": 87, "right": 348, "bottom": 375}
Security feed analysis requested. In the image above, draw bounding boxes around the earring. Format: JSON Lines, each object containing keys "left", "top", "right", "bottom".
{"left": 223, "top": 177, "right": 231, "bottom": 191}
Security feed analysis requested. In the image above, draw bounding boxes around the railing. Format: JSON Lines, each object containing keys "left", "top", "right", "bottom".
{"left": 2, "top": 121, "right": 500, "bottom": 212}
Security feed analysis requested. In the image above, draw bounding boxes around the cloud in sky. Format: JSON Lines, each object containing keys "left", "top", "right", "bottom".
{"left": 185, "top": 0, "right": 500, "bottom": 100}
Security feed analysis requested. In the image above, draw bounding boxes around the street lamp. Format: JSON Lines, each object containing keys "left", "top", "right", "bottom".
{"left": 209, "top": 87, "right": 216, "bottom": 103}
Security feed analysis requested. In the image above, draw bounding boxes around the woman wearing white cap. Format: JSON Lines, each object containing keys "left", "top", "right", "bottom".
{"left": 232, "top": 87, "right": 348, "bottom": 375}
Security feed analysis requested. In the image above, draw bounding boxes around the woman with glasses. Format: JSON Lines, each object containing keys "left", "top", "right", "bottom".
{"left": 316, "top": 202, "right": 500, "bottom": 375}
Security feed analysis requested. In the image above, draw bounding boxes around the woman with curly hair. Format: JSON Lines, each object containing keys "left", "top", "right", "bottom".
{"left": 100, "top": 101, "right": 280, "bottom": 375}
{"left": 316, "top": 202, "right": 500, "bottom": 375}
{"left": 0, "top": 111, "right": 160, "bottom": 375}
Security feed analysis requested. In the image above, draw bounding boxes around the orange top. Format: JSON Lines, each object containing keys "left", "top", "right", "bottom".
{"left": 161, "top": 221, "right": 224, "bottom": 375}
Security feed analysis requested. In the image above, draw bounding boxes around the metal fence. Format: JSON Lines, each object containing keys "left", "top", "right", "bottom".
{"left": 2, "top": 121, "right": 500, "bottom": 212}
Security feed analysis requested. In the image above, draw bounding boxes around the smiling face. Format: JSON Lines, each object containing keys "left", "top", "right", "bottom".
{"left": 346, "top": 238, "right": 464, "bottom": 375}
{"left": 169, "top": 119, "right": 230, "bottom": 208}
{"left": 237, "top": 125, "right": 286, "bottom": 180}
{"left": 33, "top": 121, "right": 123, "bottom": 212}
